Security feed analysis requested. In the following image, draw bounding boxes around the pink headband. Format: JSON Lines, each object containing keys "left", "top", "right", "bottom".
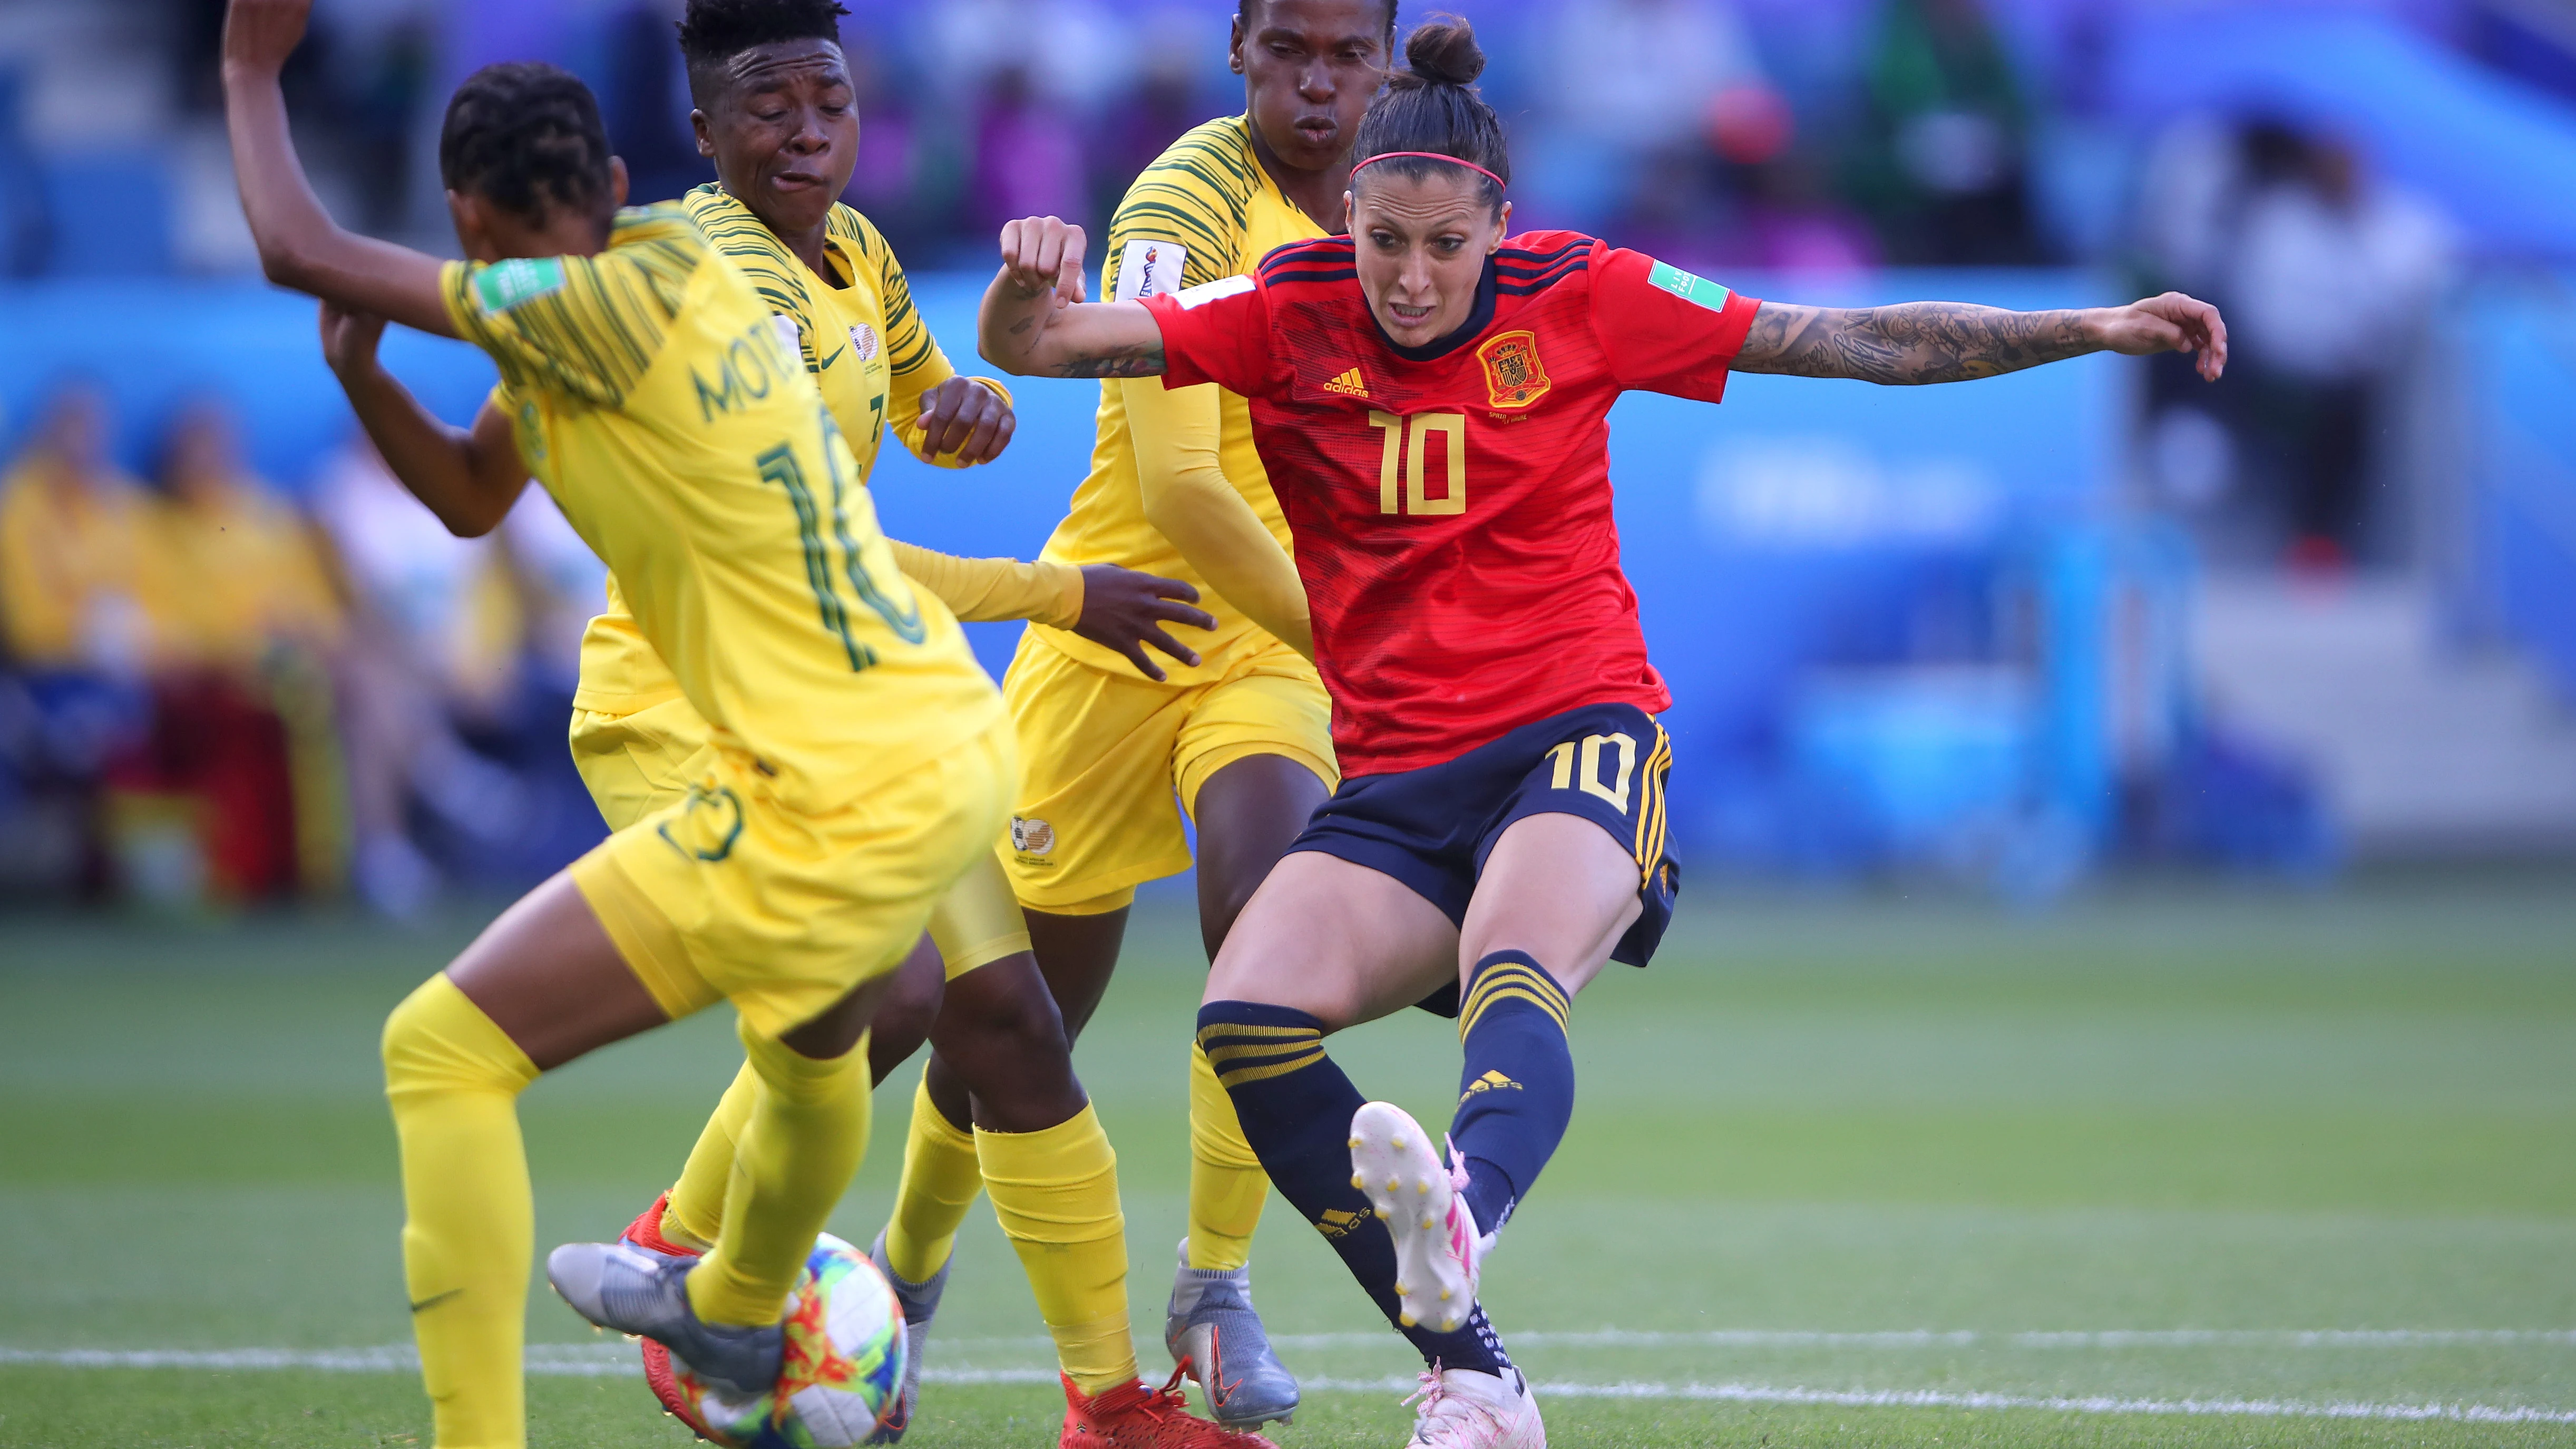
{"left": 1353, "top": 151, "right": 1506, "bottom": 191}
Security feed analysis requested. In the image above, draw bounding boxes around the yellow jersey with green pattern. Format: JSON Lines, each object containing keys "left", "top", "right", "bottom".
{"left": 572, "top": 187, "right": 1007, "bottom": 714}
{"left": 1027, "top": 113, "right": 1323, "bottom": 686}
{"left": 441, "top": 202, "right": 999, "bottom": 809}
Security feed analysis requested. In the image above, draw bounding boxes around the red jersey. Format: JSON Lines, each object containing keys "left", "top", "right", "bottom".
{"left": 1141, "top": 229, "right": 1761, "bottom": 777}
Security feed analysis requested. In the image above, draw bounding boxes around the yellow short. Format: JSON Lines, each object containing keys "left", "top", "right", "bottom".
{"left": 570, "top": 700, "right": 1031, "bottom": 983}
{"left": 998, "top": 633, "right": 1336, "bottom": 915}
{"left": 569, "top": 720, "right": 1016, "bottom": 1040}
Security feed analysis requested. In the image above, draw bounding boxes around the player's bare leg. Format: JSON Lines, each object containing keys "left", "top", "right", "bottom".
{"left": 1023, "top": 906, "right": 1129, "bottom": 1040}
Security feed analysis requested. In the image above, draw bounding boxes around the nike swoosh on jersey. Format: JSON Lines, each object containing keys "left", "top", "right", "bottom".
{"left": 409, "top": 1288, "right": 464, "bottom": 1314}
{"left": 816, "top": 345, "right": 847, "bottom": 368}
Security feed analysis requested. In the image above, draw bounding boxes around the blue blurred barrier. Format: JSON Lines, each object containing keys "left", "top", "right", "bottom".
{"left": 2465, "top": 271, "right": 2576, "bottom": 703}
{"left": 0, "top": 267, "right": 2314, "bottom": 884}
{"left": 2111, "top": 7, "right": 2576, "bottom": 261}
{"left": 0, "top": 281, "right": 496, "bottom": 487}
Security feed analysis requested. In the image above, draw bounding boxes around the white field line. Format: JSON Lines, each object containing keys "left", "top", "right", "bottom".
{"left": 933, "top": 1328, "right": 2576, "bottom": 1352}
{"left": 5, "top": 1341, "right": 2576, "bottom": 1425}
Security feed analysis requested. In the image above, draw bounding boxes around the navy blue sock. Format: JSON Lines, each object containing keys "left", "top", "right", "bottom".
{"left": 1197, "top": 1001, "right": 1510, "bottom": 1376}
{"left": 1450, "top": 952, "right": 1576, "bottom": 1237}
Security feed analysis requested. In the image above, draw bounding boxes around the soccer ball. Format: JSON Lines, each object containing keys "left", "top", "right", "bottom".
{"left": 647, "top": 1233, "right": 909, "bottom": 1448}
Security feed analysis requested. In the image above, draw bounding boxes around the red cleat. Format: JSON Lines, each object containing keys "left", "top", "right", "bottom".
{"left": 642, "top": 1338, "right": 720, "bottom": 1442}
{"left": 622, "top": 1194, "right": 714, "bottom": 1438}
{"left": 1059, "top": 1369, "right": 1278, "bottom": 1449}
{"left": 619, "top": 1191, "right": 700, "bottom": 1261}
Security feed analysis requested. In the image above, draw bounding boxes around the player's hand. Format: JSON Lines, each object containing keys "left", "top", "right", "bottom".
{"left": 997, "top": 217, "right": 1087, "bottom": 306}
{"left": 2097, "top": 292, "right": 2228, "bottom": 381}
{"left": 318, "top": 300, "right": 388, "bottom": 377}
{"left": 222, "top": 0, "right": 314, "bottom": 79}
{"left": 1072, "top": 565, "right": 1216, "bottom": 682}
{"left": 916, "top": 377, "right": 1015, "bottom": 465}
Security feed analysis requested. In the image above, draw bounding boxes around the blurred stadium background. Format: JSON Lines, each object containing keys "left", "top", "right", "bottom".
{"left": 4, "top": 3, "right": 2575, "bottom": 1445}
{"left": 3, "top": 0, "right": 2576, "bottom": 910}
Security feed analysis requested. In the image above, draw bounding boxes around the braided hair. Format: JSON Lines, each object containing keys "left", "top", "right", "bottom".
{"left": 438, "top": 62, "right": 616, "bottom": 228}
{"left": 677, "top": 0, "right": 852, "bottom": 104}
{"left": 1350, "top": 15, "right": 1507, "bottom": 212}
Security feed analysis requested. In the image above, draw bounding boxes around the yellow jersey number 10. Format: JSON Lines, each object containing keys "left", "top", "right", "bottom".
{"left": 1370, "top": 410, "right": 1468, "bottom": 516}
{"left": 759, "top": 405, "right": 925, "bottom": 671}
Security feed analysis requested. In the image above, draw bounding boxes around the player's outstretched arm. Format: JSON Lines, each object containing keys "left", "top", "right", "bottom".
{"left": 225, "top": 0, "right": 455, "bottom": 338}
{"left": 977, "top": 217, "right": 1168, "bottom": 379}
{"left": 321, "top": 302, "right": 530, "bottom": 538}
{"left": 1731, "top": 292, "right": 2227, "bottom": 385}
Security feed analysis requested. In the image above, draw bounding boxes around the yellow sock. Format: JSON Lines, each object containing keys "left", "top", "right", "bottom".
{"left": 382, "top": 973, "right": 539, "bottom": 1449}
{"left": 662, "top": 1062, "right": 756, "bottom": 1251}
{"left": 976, "top": 1105, "right": 1137, "bottom": 1395}
{"left": 882, "top": 1066, "right": 984, "bottom": 1284}
{"left": 686, "top": 1020, "right": 872, "bottom": 1327}
{"left": 1186, "top": 1040, "right": 1267, "bottom": 1272}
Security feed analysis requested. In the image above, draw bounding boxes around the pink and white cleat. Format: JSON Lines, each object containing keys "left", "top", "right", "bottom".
{"left": 1348, "top": 1102, "right": 1486, "bottom": 1334}
{"left": 1401, "top": 1365, "right": 1545, "bottom": 1449}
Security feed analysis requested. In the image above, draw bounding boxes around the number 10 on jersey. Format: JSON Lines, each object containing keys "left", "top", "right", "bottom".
{"left": 1370, "top": 410, "right": 1467, "bottom": 516}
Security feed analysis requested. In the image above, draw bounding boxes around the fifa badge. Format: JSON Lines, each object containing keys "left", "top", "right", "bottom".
{"left": 1011, "top": 816, "right": 1055, "bottom": 856}
{"left": 1477, "top": 330, "right": 1551, "bottom": 409}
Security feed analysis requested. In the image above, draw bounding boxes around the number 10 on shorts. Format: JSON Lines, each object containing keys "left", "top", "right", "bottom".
{"left": 1547, "top": 732, "right": 1637, "bottom": 812}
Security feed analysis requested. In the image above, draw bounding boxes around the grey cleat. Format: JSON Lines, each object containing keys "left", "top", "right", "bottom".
{"left": 1164, "top": 1239, "right": 1301, "bottom": 1430}
{"left": 864, "top": 1229, "right": 950, "bottom": 1444}
{"left": 545, "top": 1241, "right": 782, "bottom": 1399}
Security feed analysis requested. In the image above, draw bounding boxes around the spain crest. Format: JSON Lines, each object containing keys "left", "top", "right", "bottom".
{"left": 1476, "top": 330, "right": 1550, "bottom": 409}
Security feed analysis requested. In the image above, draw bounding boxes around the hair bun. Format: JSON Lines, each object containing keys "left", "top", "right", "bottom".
{"left": 1403, "top": 16, "right": 1487, "bottom": 87}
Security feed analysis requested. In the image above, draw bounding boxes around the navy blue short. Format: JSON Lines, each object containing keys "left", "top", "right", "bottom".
{"left": 1285, "top": 701, "right": 1680, "bottom": 1014}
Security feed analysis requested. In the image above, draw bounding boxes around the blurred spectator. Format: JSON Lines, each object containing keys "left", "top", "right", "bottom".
{"left": 153, "top": 400, "right": 346, "bottom": 671}
{"left": 1554, "top": 0, "right": 1764, "bottom": 155}
{"left": 110, "top": 402, "right": 346, "bottom": 905}
{"left": 2135, "top": 117, "right": 2455, "bottom": 565}
{"left": 840, "top": 35, "right": 938, "bottom": 259}
{"left": 1848, "top": 0, "right": 2042, "bottom": 265}
{"left": 971, "top": 65, "right": 1089, "bottom": 238}
{"left": 1545, "top": 0, "right": 1766, "bottom": 233}
{"left": 1721, "top": 149, "right": 1882, "bottom": 275}
{"left": 0, "top": 384, "right": 180, "bottom": 677}
{"left": 310, "top": 431, "right": 529, "bottom": 916}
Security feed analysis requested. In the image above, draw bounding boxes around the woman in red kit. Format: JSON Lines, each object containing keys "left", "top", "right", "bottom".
{"left": 977, "top": 18, "right": 2228, "bottom": 1448}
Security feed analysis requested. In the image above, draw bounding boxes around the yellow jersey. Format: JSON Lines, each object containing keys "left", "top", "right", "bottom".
{"left": 572, "top": 185, "right": 1003, "bottom": 716}
{"left": 441, "top": 203, "right": 997, "bottom": 810}
{"left": 1023, "top": 114, "right": 1324, "bottom": 684}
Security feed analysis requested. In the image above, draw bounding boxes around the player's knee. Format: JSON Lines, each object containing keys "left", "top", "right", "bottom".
{"left": 382, "top": 974, "right": 533, "bottom": 1101}
{"left": 963, "top": 973, "right": 1072, "bottom": 1062}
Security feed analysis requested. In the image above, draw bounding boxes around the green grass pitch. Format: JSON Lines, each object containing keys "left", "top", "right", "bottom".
{"left": 4, "top": 868, "right": 2574, "bottom": 1447}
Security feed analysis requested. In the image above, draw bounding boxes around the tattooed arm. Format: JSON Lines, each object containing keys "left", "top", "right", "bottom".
{"left": 977, "top": 215, "right": 1169, "bottom": 379}
{"left": 1731, "top": 292, "right": 2228, "bottom": 385}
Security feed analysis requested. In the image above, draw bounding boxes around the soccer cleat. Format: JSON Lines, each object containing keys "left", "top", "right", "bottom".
{"left": 1059, "top": 1369, "right": 1280, "bottom": 1449}
{"left": 544, "top": 1240, "right": 782, "bottom": 1399}
{"left": 1349, "top": 1102, "right": 1482, "bottom": 1333}
{"left": 641, "top": 1336, "right": 720, "bottom": 1443}
{"left": 1401, "top": 1365, "right": 1546, "bottom": 1449}
{"left": 1164, "top": 1239, "right": 1300, "bottom": 1429}
{"left": 614, "top": 1195, "right": 716, "bottom": 1437}
{"left": 863, "top": 1229, "right": 949, "bottom": 1444}
{"left": 619, "top": 1191, "right": 701, "bottom": 1262}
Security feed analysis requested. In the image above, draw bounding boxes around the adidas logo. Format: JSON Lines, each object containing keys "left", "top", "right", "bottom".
{"left": 1460, "top": 1069, "right": 1521, "bottom": 1102}
{"left": 1315, "top": 1207, "right": 1365, "bottom": 1239}
{"left": 1321, "top": 367, "right": 1368, "bottom": 396}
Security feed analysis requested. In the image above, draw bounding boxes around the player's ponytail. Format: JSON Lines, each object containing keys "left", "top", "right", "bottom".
{"left": 1351, "top": 15, "right": 1509, "bottom": 212}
